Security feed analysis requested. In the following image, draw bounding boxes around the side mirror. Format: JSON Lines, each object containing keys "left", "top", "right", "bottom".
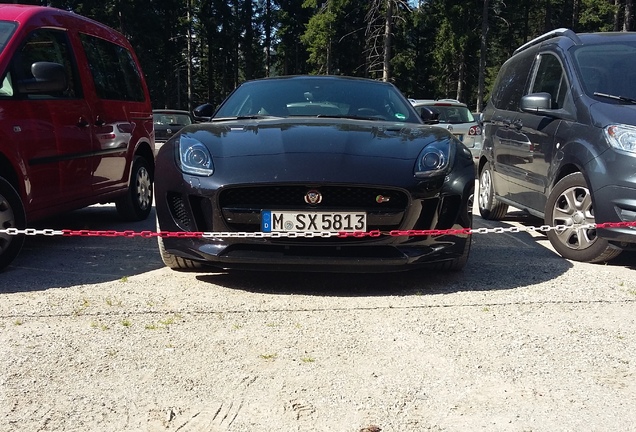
{"left": 193, "top": 103, "right": 216, "bottom": 121}
{"left": 419, "top": 106, "right": 440, "bottom": 125}
{"left": 17, "top": 62, "right": 67, "bottom": 94}
{"left": 520, "top": 92, "right": 574, "bottom": 120}
{"left": 520, "top": 92, "right": 553, "bottom": 112}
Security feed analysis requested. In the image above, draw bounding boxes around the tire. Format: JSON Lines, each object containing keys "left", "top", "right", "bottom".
{"left": 429, "top": 235, "right": 472, "bottom": 271}
{"left": 0, "top": 177, "right": 26, "bottom": 271}
{"left": 428, "top": 190, "right": 473, "bottom": 272}
{"left": 156, "top": 217, "right": 207, "bottom": 270}
{"left": 478, "top": 161, "right": 508, "bottom": 220}
{"left": 545, "top": 172, "right": 622, "bottom": 263}
{"left": 157, "top": 235, "right": 208, "bottom": 270}
{"left": 116, "top": 156, "right": 153, "bottom": 221}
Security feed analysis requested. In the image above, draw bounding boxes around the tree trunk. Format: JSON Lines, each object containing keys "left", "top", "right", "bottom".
{"left": 383, "top": 0, "right": 393, "bottom": 82}
{"left": 243, "top": 0, "right": 254, "bottom": 80}
{"left": 265, "top": 0, "right": 272, "bottom": 76}
{"left": 624, "top": 0, "right": 633, "bottom": 31}
{"left": 614, "top": 0, "right": 622, "bottom": 31}
{"left": 572, "top": 0, "right": 580, "bottom": 29}
{"left": 186, "top": 0, "right": 192, "bottom": 110}
{"left": 544, "top": 0, "right": 552, "bottom": 32}
{"left": 456, "top": 52, "right": 465, "bottom": 102}
{"left": 477, "top": 0, "right": 489, "bottom": 112}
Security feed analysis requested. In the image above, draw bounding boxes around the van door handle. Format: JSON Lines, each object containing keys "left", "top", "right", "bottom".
{"left": 512, "top": 119, "right": 523, "bottom": 129}
{"left": 77, "top": 117, "right": 89, "bottom": 128}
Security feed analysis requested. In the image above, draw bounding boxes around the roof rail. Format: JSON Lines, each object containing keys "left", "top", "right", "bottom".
{"left": 513, "top": 28, "right": 581, "bottom": 55}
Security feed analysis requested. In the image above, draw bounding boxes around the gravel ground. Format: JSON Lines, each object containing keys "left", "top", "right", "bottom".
{"left": 1, "top": 202, "right": 635, "bottom": 432}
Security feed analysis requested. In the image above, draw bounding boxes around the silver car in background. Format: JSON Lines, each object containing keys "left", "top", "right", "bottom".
{"left": 411, "top": 99, "right": 481, "bottom": 174}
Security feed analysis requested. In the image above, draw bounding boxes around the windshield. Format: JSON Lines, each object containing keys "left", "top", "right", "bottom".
{"left": 572, "top": 41, "right": 636, "bottom": 101}
{"left": 0, "top": 21, "right": 17, "bottom": 55}
{"left": 414, "top": 105, "right": 475, "bottom": 124}
{"left": 214, "top": 77, "right": 419, "bottom": 123}
{"left": 153, "top": 113, "right": 192, "bottom": 126}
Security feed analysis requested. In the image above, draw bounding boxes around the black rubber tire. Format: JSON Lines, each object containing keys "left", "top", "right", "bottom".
{"left": 478, "top": 162, "right": 508, "bottom": 220}
{"left": 429, "top": 235, "right": 472, "bottom": 271}
{"left": 116, "top": 156, "right": 153, "bottom": 221}
{"left": 0, "top": 177, "right": 26, "bottom": 272}
{"left": 545, "top": 172, "right": 622, "bottom": 263}
{"left": 428, "top": 189, "right": 473, "bottom": 272}
{"left": 157, "top": 235, "right": 207, "bottom": 270}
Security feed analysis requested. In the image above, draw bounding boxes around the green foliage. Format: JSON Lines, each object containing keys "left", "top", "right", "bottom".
{"left": 301, "top": 3, "right": 337, "bottom": 73}
{"left": 578, "top": 0, "right": 617, "bottom": 32}
{"left": 42, "top": 0, "right": 632, "bottom": 111}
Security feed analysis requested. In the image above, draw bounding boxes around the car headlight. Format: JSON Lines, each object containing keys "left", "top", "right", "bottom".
{"left": 177, "top": 134, "right": 214, "bottom": 176}
{"left": 604, "top": 124, "right": 636, "bottom": 155}
{"left": 414, "top": 140, "right": 451, "bottom": 177}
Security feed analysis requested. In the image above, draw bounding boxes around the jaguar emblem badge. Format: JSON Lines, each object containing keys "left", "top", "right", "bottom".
{"left": 304, "top": 189, "right": 322, "bottom": 204}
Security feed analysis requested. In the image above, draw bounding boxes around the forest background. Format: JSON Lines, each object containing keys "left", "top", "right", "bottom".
{"left": 3, "top": 0, "right": 635, "bottom": 112}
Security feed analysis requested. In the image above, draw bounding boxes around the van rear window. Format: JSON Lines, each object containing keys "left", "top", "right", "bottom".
{"left": 0, "top": 21, "right": 17, "bottom": 55}
{"left": 79, "top": 33, "right": 145, "bottom": 102}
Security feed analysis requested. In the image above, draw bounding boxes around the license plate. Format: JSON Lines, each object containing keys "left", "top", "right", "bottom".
{"left": 261, "top": 211, "right": 367, "bottom": 233}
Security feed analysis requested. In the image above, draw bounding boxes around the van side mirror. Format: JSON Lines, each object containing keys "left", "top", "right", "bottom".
{"left": 17, "top": 62, "right": 67, "bottom": 94}
{"left": 520, "top": 92, "right": 575, "bottom": 120}
{"left": 193, "top": 103, "right": 216, "bottom": 121}
{"left": 419, "top": 106, "right": 440, "bottom": 124}
{"left": 520, "top": 92, "right": 553, "bottom": 112}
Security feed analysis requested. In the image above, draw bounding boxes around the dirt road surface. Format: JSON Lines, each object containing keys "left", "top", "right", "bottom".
{"left": 1, "top": 202, "right": 635, "bottom": 432}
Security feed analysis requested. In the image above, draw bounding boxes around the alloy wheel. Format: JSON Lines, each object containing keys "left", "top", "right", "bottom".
{"left": 551, "top": 185, "right": 597, "bottom": 250}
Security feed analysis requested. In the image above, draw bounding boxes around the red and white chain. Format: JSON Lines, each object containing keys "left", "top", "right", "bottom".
{"left": 1, "top": 221, "right": 635, "bottom": 238}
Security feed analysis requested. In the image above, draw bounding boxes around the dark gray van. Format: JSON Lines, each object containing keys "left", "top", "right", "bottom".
{"left": 479, "top": 29, "right": 636, "bottom": 263}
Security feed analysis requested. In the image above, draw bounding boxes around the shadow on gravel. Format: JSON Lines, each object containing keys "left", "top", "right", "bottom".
{"left": 194, "top": 212, "right": 576, "bottom": 296}
{"left": 1, "top": 205, "right": 163, "bottom": 293}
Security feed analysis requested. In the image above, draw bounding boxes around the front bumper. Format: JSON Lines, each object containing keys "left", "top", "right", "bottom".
{"left": 588, "top": 149, "right": 636, "bottom": 246}
{"left": 156, "top": 180, "right": 474, "bottom": 272}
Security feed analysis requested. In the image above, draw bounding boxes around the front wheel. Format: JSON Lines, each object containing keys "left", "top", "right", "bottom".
{"left": 545, "top": 172, "right": 621, "bottom": 263}
{"left": 116, "top": 156, "right": 153, "bottom": 221}
{"left": 0, "top": 177, "right": 26, "bottom": 271}
{"left": 157, "top": 235, "right": 207, "bottom": 271}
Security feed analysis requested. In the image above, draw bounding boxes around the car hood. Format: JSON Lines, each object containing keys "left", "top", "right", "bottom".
{"left": 589, "top": 101, "right": 636, "bottom": 128}
{"left": 169, "top": 118, "right": 456, "bottom": 184}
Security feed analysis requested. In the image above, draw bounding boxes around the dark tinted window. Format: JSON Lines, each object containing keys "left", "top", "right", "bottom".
{"left": 79, "top": 33, "right": 145, "bottom": 102}
{"left": 215, "top": 77, "right": 419, "bottom": 123}
{"left": 490, "top": 49, "right": 535, "bottom": 111}
{"left": 416, "top": 105, "right": 475, "bottom": 124}
{"left": 530, "top": 54, "right": 569, "bottom": 109}
{"left": 153, "top": 113, "right": 192, "bottom": 126}
{"left": 0, "top": 21, "right": 17, "bottom": 55}
{"left": 6, "top": 28, "right": 81, "bottom": 99}
{"left": 572, "top": 41, "right": 636, "bottom": 100}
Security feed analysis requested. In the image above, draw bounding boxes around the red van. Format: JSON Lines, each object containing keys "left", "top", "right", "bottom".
{"left": 0, "top": 5, "right": 155, "bottom": 270}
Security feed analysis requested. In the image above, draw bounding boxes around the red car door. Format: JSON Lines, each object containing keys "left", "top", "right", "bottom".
{"left": 4, "top": 28, "right": 93, "bottom": 218}
{"left": 77, "top": 33, "right": 151, "bottom": 194}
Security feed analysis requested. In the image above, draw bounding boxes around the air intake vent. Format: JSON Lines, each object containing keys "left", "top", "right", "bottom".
{"left": 168, "top": 192, "right": 192, "bottom": 230}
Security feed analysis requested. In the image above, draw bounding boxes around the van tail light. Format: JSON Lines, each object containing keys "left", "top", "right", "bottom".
{"left": 468, "top": 125, "right": 482, "bottom": 136}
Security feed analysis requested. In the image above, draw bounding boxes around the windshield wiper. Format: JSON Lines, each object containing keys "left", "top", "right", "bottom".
{"left": 593, "top": 92, "right": 636, "bottom": 104}
{"left": 314, "top": 114, "right": 383, "bottom": 121}
{"left": 210, "top": 115, "right": 285, "bottom": 122}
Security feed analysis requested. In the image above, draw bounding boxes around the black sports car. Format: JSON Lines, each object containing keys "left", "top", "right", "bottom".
{"left": 154, "top": 75, "right": 475, "bottom": 272}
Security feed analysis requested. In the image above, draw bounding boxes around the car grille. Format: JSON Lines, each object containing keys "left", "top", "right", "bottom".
{"left": 218, "top": 185, "right": 409, "bottom": 234}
